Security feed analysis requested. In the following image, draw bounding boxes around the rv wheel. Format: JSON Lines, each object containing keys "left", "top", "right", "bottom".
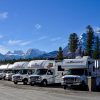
{"left": 3, "top": 76, "right": 5, "bottom": 80}
{"left": 14, "top": 81, "right": 18, "bottom": 84}
{"left": 42, "top": 80, "right": 47, "bottom": 87}
{"left": 64, "top": 85, "right": 67, "bottom": 90}
{"left": 23, "top": 79, "right": 28, "bottom": 85}
{"left": 80, "top": 81, "right": 87, "bottom": 90}
{"left": 30, "top": 82, "right": 35, "bottom": 86}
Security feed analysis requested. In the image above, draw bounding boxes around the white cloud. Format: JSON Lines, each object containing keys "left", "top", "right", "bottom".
{"left": 94, "top": 27, "right": 100, "bottom": 34}
{"left": 0, "top": 12, "right": 8, "bottom": 20}
{"left": 20, "top": 41, "right": 31, "bottom": 46}
{"left": 8, "top": 40, "right": 31, "bottom": 46}
{"left": 0, "top": 45, "right": 9, "bottom": 54}
{"left": 0, "top": 35, "right": 3, "bottom": 39}
{"left": 8, "top": 40, "right": 22, "bottom": 45}
{"left": 37, "top": 36, "right": 48, "bottom": 40}
{"left": 51, "top": 37, "right": 62, "bottom": 42}
{"left": 35, "top": 24, "right": 41, "bottom": 30}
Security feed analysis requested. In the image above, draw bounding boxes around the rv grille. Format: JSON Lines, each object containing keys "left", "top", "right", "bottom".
{"left": 64, "top": 77, "right": 75, "bottom": 83}
{"left": 30, "top": 76, "right": 39, "bottom": 81}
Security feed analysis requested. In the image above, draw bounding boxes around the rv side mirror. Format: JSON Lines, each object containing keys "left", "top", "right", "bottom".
{"left": 47, "top": 70, "right": 53, "bottom": 75}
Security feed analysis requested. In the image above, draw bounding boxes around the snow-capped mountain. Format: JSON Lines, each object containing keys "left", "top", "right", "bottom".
{"left": 5, "top": 50, "right": 25, "bottom": 60}
{"left": 63, "top": 46, "right": 69, "bottom": 57}
{"left": 0, "top": 53, "right": 5, "bottom": 60}
{"left": 0, "top": 49, "right": 47, "bottom": 60}
{"left": 6, "top": 50, "right": 24, "bottom": 56}
{"left": 25, "top": 48, "right": 46, "bottom": 58}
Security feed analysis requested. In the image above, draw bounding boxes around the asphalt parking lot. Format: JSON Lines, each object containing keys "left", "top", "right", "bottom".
{"left": 0, "top": 80, "right": 100, "bottom": 100}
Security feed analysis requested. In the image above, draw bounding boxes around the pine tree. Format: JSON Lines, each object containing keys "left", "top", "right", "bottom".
{"left": 93, "top": 36, "right": 100, "bottom": 59}
{"left": 57, "top": 47, "right": 63, "bottom": 60}
{"left": 86, "top": 25, "right": 94, "bottom": 57}
{"left": 68, "top": 33, "right": 78, "bottom": 53}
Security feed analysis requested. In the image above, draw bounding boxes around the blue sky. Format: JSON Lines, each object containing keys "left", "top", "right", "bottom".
{"left": 0, "top": 0, "right": 100, "bottom": 54}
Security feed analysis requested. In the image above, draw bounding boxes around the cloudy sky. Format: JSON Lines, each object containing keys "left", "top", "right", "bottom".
{"left": 0, "top": 0, "right": 100, "bottom": 54}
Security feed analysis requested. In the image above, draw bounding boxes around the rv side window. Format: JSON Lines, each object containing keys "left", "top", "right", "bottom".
{"left": 58, "top": 65, "right": 64, "bottom": 71}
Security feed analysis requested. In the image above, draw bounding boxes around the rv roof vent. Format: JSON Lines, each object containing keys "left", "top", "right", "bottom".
{"left": 75, "top": 56, "right": 82, "bottom": 59}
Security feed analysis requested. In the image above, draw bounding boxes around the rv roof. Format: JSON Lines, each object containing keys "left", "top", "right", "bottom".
{"left": 0, "top": 64, "right": 9, "bottom": 69}
{"left": 13, "top": 61, "right": 29, "bottom": 69}
{"left": 28, "top": 60, "right": 47, "bottom": 68}
{"left": 28, "top": 60, "right": 55, "bottom": 69}
{"left": 8, "top": 64, "right": 14, "bottom": 69}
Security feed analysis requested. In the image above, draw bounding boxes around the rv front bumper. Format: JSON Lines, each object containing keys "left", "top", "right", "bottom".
{"left": 0, "top": 75, "right": 3, "bottom": 79}
{"left": 29, "top": 76, "right": 42, "bottom": 85}
{"left": 12, "top": 76, "right": 23, "bottom": 82}
{"left": 62, "top": 81, "right": 81, "bottom": 86}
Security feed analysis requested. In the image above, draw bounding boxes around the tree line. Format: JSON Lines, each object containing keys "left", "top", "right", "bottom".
{"left": 57, "top": 25, "right": 100, "bottom": 60}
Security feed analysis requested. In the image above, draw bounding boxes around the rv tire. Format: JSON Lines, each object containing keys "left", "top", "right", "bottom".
{"left": 30, "top": 82, "right": 35, "bottom": 86}
{"left": 14, "top": 81, "right": 18, "bottom": 84}
{"left": 41, "top": 80, "right": 47, "bottom": 87}
{"left": 80, "top": 81, "right": 87, "bottom": 90}
{"left": 64, "top": 85, "right": 67, "bottom": 90}
{"left": 23, "top": 79, "right": 28, "bottom": 85}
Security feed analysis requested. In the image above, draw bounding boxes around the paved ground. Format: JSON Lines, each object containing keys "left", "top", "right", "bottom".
{"left": 0, "top": 80, "right": 100, "bottom": 100}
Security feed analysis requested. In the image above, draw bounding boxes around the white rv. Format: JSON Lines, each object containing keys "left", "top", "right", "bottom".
{"left": 12, "top": 61, "right": 34, "bottom": 85}
{"left": 61, "top": 56, "right": 95, "bottom": 89}
{"left": 0, "top": 64, "right": 9, "bottom": 80}
{"left": 5, "top": 64, "right": 14, "bottom": 81}
{"left": 29, "top": 60, "right": 64, "bottom": 86}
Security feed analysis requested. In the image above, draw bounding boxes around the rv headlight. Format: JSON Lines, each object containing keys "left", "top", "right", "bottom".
{"left": 75, "top": 78, "right": 81, "bottom": 82}
{"left": 20, "top": 76, "right": 23, "bottom": 79}
{"left": 37, "top": 76, "right": 42, "bottom": 81}
{"left": 0, "top": 74, "right": 3, "bottom": 77}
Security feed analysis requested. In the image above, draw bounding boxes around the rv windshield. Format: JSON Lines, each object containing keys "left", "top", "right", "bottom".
{"left": 35, "top": 69, "right": 47, "bottom": 75}
{"left": 19, "top": 70, "right": 28, "bottom": 74}
{"left": 7, "top": 71, "right": 12, "bottom": 73}
{"left": 64, "top": 69, "right": 87, "bottom": 75}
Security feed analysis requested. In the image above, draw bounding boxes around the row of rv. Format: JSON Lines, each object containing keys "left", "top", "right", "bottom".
{"left": 0, "top": 56, "right": 100, "bottom": 89}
